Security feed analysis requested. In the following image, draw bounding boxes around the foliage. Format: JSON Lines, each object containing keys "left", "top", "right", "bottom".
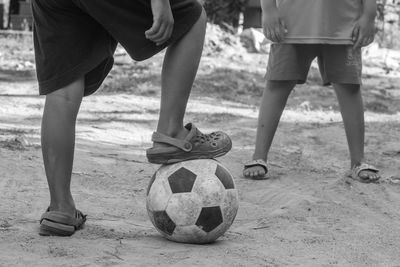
{"left": 377, "top": 0, "right": 400, "bottom": 23}
{"left": 376, "top": 0, "right": 400, "bottom": 49}
{"left": 200, "top": 0, "right": 248, "bottom": 31}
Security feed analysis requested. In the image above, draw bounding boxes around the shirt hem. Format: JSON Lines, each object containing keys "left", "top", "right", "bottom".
{"left": 282, "top": 38, "right": 353, "bottom": 45}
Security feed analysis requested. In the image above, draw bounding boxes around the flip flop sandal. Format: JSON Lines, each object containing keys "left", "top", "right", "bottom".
{"left": 243, "top": 159, "right": 268, "bottom": 180}
{"left": 347, "top": 163, "right": 380, "bottom": 183}
{"left": 146, "top": 123, "right": 232, "bottom": 164}
{"left": 39, "top": 208, "right": 87, "bottom": 236}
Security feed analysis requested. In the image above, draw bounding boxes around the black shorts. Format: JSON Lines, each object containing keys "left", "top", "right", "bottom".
{"left": 32, "top": 0, "right": 203, "bottom": 96}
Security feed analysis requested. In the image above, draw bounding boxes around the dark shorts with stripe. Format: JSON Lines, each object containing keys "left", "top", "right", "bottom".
{"left": 32, "top": 0, "right": 203, "bottom": 96}
{"left": 266, "top": 44, "right": 362, "bottom": 85}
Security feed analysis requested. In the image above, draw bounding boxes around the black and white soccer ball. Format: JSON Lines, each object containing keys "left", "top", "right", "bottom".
{"left": 146, "top": 159, "right": 239, "bottom": 244}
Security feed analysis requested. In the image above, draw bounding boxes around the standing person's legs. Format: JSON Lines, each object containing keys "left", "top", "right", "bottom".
{"left": 144, "top": 8, "right": 232, "bottom": 164}
{"left": 32, "top": 0, "right": 116, "bottom": 236}
{"left": 243, "top": 44, "right": 316, "bottom": 179}
{"left": 39, "top": 78, "right": 87, "bottom": 236}
{"left": 156, "top": 9, "right": 206, "bottom": 140}
{"left": 321, "top": 45, "right": 380, "bottom": 182}
{"left": 243, "top": 80, "right": 296, "bottom": 179}
{"left": 332, "top": 83, "right": 380, "bottom": 181}
{"left": 41, "top": 78, "right": 84, "bottom": 215}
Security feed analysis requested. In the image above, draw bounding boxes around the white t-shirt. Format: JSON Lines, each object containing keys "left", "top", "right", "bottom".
{"left": 277, "top": 0, "right": 363, "bottom": 44}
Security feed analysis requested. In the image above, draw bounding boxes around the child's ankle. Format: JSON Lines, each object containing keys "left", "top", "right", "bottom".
{"left": 252, "top": 154, "right": 267, "bottom": 161}
{"left": 49, "top": 202, "right": 76, "bottom": 214}
{"left": 157, "top": 127, "right": 189, "bottom": 139}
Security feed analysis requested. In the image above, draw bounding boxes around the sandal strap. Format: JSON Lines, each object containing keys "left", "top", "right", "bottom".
{"left": 150, "top": 123, "right": 203, "bottom": 152}
{"left": 244, "top": 159, "right": 268, "bottom": 172}
{"left": 40, "top": 208, "right": 86, "bottom": 227}
{"left": 151, "top": 132, "right": 193, "bottom": 152}
{"left": 353, "top": 163, "right": 379, "bottom": 177}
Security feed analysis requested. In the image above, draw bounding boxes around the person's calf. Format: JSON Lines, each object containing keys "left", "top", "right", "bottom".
{"left": 41, "top": 78, "right": 85, "bottom": 216}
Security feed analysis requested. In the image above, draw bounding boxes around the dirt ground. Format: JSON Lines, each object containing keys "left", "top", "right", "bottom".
{"left": 1, "top": 31, "right": 400, "bottom": 266}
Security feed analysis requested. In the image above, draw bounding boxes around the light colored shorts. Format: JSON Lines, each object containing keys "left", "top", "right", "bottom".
{"left": 266, "top": 44, "right": 362, "bottom": 85}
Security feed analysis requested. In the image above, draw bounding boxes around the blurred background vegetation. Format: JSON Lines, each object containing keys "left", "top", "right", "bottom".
{"left": 0, "top": 0, "right": 399, "bottom": 113}
{"left": 376, "top": 0, "right": 400, "bottom": 49}
{"left": 200, "top": 0, "right": 400, "bottom": 49}
{"left": 1, "top": 0, "right": 399, "bottom": 49}
{"left": 200, "top": 0, "right": 248, "bottom": 31}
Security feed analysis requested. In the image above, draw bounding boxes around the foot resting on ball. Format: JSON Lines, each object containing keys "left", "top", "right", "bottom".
{"left": 146, "top": 123, "right": 232, "bottom": 164}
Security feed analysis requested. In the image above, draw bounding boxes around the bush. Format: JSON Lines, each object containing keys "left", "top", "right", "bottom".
{"left": 376, "top": 0, "right": 400, "bottom": 49}
{"left": 200, "top": 0, "right": 248, "bottom": 31}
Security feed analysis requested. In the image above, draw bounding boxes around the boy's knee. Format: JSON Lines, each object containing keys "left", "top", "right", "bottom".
{"left": 46, "top": 79, "right": 85, "bottom": 107}
{"left": 267, "top": 80, "right": 297, "bottom": 90}
{"left": 333, "top": 83, "right": 361, "bottom": 94}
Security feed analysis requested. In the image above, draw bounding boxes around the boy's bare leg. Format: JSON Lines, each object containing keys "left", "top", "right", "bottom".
{"left": 332, "top": 83, "right": 379, "bottom": 180}
{"left": 244, "top": 80, "right": 296, "bottom": 178}
{"left": 155, "top": 9, "right": 206, "bottom": 142}
{"left": 41, "top": 78, "right": 85, "bottom": 215}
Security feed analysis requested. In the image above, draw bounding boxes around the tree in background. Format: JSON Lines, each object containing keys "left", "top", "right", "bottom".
{"left": 200, "top": 0, "right": 248, "bottom": 32}
{"left": 376, "top": 0, "right": 400, "bottom": 48}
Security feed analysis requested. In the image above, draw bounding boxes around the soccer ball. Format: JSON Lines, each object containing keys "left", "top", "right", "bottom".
{"left": 146, "top": 159, "right": 239, "bottom": 244}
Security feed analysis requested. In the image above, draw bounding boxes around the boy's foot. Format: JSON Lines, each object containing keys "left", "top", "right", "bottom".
{"left": 146, "top": 123, "right": 232, "bottom": 164}
{"left": 347, "top": 163, "right": 380, "bottom": 183}
{"left": 39, "top": 208, "right": 86, "bottom": 236}
{"left": 243, "top": 159, "right": 268, "bottom": 180}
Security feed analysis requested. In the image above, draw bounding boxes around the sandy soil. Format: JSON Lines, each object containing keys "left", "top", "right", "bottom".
{"left": 1, "top": 33, "right": 400, "bottom": 266}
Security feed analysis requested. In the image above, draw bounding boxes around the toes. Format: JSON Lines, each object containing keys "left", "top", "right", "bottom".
{"left": 254, "top": 172, "right": 260, "bottom": 178}
{"left": 244, "top": 168, "right": 255, "bottom": 178}
{"left": 371, "top": 173, "right": 381, "bottom": 181}
{"left": 254, "top": 169, "right": 266, "bottom": 179}
{"left": 359, "top": 171, "right": 370, "bottom": 180}
{"left": 359, "top": 170, "right": 381, "bottom": 182}
{"left": 243, "top": 166, "right": 266, "bottom": 179}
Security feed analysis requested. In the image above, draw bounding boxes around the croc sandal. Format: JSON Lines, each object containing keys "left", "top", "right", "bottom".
{"left": 243, "top": 159, "right": 268, "bottom": 180}
{"left": 347, "top": 163, "right": 380, "bottom": 183}
{"left": 146, "top": 123, "right": 232, "bottom": 164}
{"left": 39, "top": 208, "right": 87, "bottom": 236}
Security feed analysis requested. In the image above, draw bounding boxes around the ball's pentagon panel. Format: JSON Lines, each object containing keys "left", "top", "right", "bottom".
{"left": 215, "top": 164, "right": 235, "bottom": 189}
{"left": 195, "top": 206, "right": 223, "bottom": 233}
{"left": 168, "top": 167, "right": 197, "bottom": 193}
{"left": 151, "top": 210, "right": 176, "bottom": 236}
